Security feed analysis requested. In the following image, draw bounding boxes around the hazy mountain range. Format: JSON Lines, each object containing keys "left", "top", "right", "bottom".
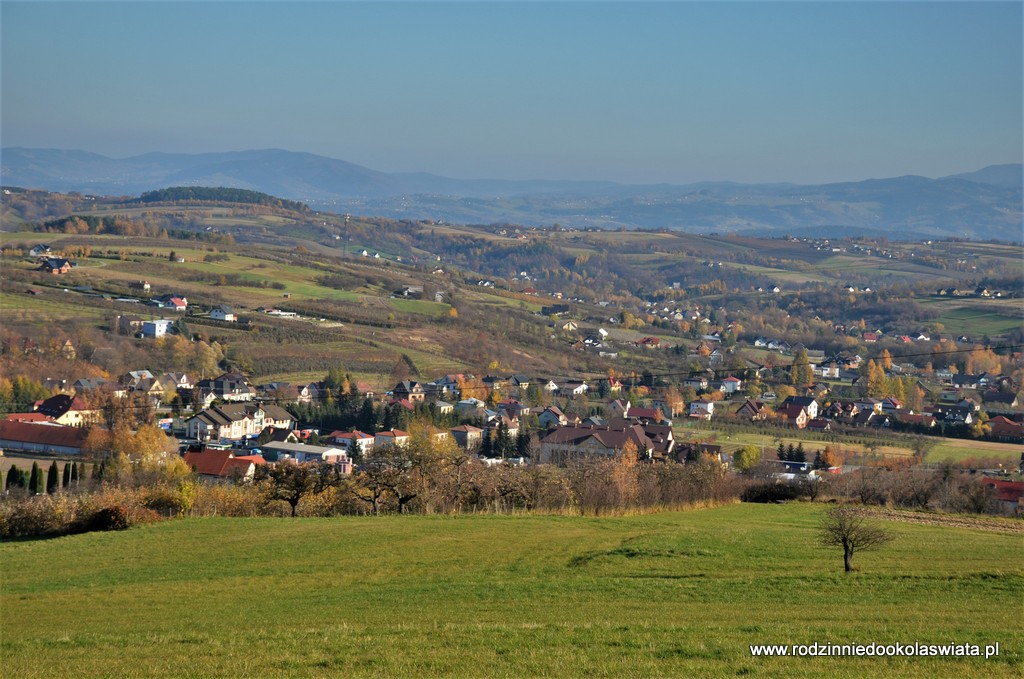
{"left": 2, "top": 147, "right": 1021, "bottom": 240}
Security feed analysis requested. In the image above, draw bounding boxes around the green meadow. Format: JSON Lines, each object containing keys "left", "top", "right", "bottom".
{"left": 2, "top": 503, "right": 1020, "bottom": 678}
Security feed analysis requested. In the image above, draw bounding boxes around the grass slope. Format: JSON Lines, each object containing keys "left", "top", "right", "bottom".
{"left": 2, "top": 503, "right": 1020, "bottom": 678}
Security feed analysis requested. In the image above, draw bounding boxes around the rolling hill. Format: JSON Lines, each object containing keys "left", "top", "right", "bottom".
{"left": 2, "top": 147, "right": 1020, "bottom": 240}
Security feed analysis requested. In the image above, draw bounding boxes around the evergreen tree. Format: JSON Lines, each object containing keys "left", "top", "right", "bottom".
{"left": 515, "top": 430, "right": 531, "bottom": 458}
{"left": 793, "top": 442, "right": 807, "bottom": 463}
{"left": 71, "top": 462, "right": 80, "bottom": 485}
{"left": 62, "top": 462, "right": 72, "bottom": 488}
{"left": 358, "top": 398, "right": 377, "bottom": 434}
{"left": 812, "top": 451, "right": 826, "bottom": 470}
{"left": 480, "top": 429, "right": 494, "bottom": 458}
{"left": 495, "top": 420, "right": 511, "bottom": 459}
{"left": 47, "top": 461, "right": 60, "bottom": 494}
{"left": 776, "top": 442, "right": 786, "bottom": 460}
{"left": 786, "top": 443, "right": 796, "bottom": 461}
{"left": 4, "top": 464, "right": 16, "bottom": 491}
{"left": 347, "top": 434, "right": 361, "bottom": 464}
{"left": 29, "top": 462, "right": 44, "bottom": 495}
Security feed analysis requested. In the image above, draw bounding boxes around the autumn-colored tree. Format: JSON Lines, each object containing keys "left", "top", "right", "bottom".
{"left": 791, "top": 349, "right": 814, "bottom": 388}
{"left": 866, "top": 360, "right": 887, "bottom": 398}
{"left": 612, "top": 441, "right": 640, "bottom": 507}
{"left": 965, "top": 346, "right": 1003, "bottom": 375}
{"left": 733, "top": 445, "right": 761, "bottom": 472}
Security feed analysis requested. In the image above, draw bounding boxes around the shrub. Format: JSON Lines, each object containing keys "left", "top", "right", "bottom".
{"left": 741, "top": 481, "right": 805, "bottom": 503}
{"left": 85, "top": 505, "right": 130, "bottom": 532}
{"left": 0, "top": 495, "right": 79, "bottom": 538}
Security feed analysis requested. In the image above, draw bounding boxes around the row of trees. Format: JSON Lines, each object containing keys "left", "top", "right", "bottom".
{"left": 4, "top": 460, "right": 86, "bottom": 495}
{"left": 255, "top": 443, "right": 738, "bottom": 518}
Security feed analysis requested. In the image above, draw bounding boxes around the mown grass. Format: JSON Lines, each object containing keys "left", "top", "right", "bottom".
{"left": 1, "top": 503, "right": 1020, "bottom": 678}
{"left": 930, "top": 306, "right": 1023, "bottom": 337}
{"left": 676, "top": 420, "right": 1023, "bottom": 465}
{"left": 0, "top": 290, "right": 124, "bottom": 324}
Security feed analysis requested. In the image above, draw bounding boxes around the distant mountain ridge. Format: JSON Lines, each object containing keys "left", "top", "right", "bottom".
{"left": 2, "top": 147, "right": 1020, "bottom": 240}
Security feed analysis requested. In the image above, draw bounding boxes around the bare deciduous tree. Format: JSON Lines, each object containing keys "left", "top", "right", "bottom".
{"left": 819, "top": 506, "right": 894, "bottom": 572}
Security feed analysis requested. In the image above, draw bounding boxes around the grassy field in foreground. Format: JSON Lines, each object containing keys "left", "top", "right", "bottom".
{"left": 1, "top": 503, "right": 1021, "bottom": 678}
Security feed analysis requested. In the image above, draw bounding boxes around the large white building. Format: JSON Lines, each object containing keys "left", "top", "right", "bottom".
{"left": 185, "top": 402, "right": 295, "bottom": 441}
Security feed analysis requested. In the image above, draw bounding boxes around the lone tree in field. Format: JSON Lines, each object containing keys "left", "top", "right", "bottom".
{"left": 819, "top": 506, "right": 894, "bottom": 572}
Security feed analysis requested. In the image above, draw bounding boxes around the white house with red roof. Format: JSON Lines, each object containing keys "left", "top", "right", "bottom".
{"left": 326, "top": 430, "right": 375, "bottom": 455}
{"left": 374, "top": 429, "right": 410, "bottom": 449}
{"left": 721, "top": 376, "right": 743, "bottom": 394}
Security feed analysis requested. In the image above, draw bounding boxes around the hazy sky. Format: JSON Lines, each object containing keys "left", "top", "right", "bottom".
{"left": 2, "top": 1, "right": 1021, "bottom": 184}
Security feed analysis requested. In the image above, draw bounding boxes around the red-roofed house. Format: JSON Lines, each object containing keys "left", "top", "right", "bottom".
{"left": 374, "top": 429, "right": 410, "bottom": 450}
{"left": 326, "top": 430, "right": 375, "bottom": 455}
{"left": 721, "top": 376, "right": 743, "bottom": 394}
{"left": 5, "top": 412, "right": 57, "bottom": 424}
{"left": 981, "top": 477, "right": 1024, "bottom": 511}
{"left": 988, "top": 416, "right": 1024, "bottom": 443}
{"left": 184, "top": 449, "right": 266, "bottom": 483}
{"left": 0, "top": 420, "right": 88, "bottom": 455}
{"left": 777, "top": 404, "right": 809, "bottom": 429}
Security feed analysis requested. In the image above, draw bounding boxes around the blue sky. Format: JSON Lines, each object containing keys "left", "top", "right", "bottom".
{"left": 2, "top": 1, "right": 1021, "bottom": 184}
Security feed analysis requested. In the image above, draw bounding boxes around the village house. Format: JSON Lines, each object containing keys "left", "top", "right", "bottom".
{"left": 0, "top": 420, "right": 88, "bottom": 456}
{"left": 261, "top": 442, "right": 352, "bottom": 471}
{"left": 34, "top": 394, "right": 100, "bottom": 427}
{"left": 539, "top": 423, "right": 655, "bottom": 464}
{"left": 196, "top": 372, "right": 256, "bottom": 402}
{"left": 558, "top": 381, "right": 588, "bottom": 398}
{"left": 185, "top": 402, "right": 295, "bottom": 441}
{"left": 897, "top": 413, "right": 937, "bottom": 430}
{"left": 141, "top": 319, "right": 174, "bottom": 339}
{"left": 538, "top": 406, "right": 572, "bottom": 429}
{"left": 392, "top": 381, "right": 426, "bottom": 402}
{"left": 735, "top": 399, "right": 771, "bottom": 422}
{"left": 183, "top": 449, "right": 266, "bottom": 484}
{"left": 987, "top": 416, "right": 1023, "bottom": 442}
{"left": 720, "top": 376, "right": 743, "bottom": 394}
{"left": 374, "top": 429, "right": 411, "bottom": 450}
{"left": 779, "top": 395, "right": 819, "bottom": 419}
{"left": 609, "top": 399, "right": 631, "bottom": 417}
{"left": 28, "top": 244, "right": 51, "bottom": 258}
{"left": 982, "top": 391, "right": 1019, "bottom": 408}
{"left": 211, "top": 305, "right": 236, "bottom": 322}
{"left": 496, "top": 400, "right": 531, "bottom": 419}
{"left": 325, "top": 430, "right": 375, "bottom": 455}
{"left": 38, "top": 257, "right": 73, "bottom": 274}
{"left": 152, "top": 295, "right": 188, "bottom": 312}
{"left": 688, "top": 400, "right": 715, "bottom": 421}
{"left": 450, "top": 424, "right": 484, "bottom": 450}
{"left": 777, "top": 404, "right": 809, "bottom": 429}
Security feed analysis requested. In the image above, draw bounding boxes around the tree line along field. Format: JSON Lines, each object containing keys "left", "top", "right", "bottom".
{"left": 1, "top": 503, "right": 1020, "bottom": 678}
